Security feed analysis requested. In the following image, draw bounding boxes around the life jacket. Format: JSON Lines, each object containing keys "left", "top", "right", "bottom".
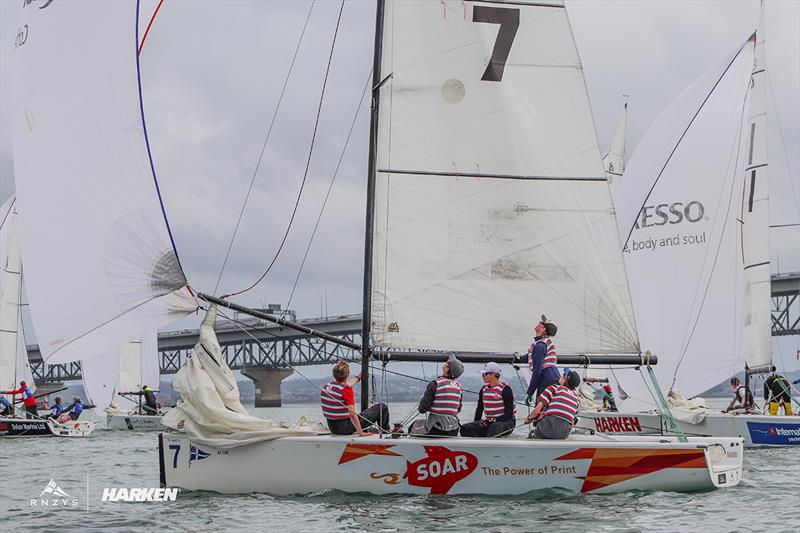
{"left": 320, "top": 382, "right": 351, "bottom": 420}
{"left": 735, "top": 385, "right": 753, "bottom": 408}
{"left": 52, "top": 403, "right": 64, "bottom": 415}
{"left": 528, "top": 337, "right": 557, "bottom": 371}
{"left": 22, "top": 386, "right": 36, "bottom": 408}
{"left": 540, "top": 384, "right": 579, "bottom": 424}
{"left": 430, "top": 378, "right": 462, "bottom": 416}
{"left": 482, "top": 382, "right": 514, "bottom": 420}
{"left": 72, "top": 401, "right": 83, "bottom": 416}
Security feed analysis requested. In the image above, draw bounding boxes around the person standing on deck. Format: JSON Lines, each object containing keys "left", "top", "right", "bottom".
{"left": 2, "top": 381, "right": 38, "bottom": 418}
{"left": 142, "top": 385, "right": 159, "bottom": 415}
{"left": 764, "top": 374, "right": 793, "bottom": 416}
{"left": 524, "top": 370, "right": 581, "bottom": 439}
{"left": 602, "top": 384, "right": 618, "bottom": 412}
{"left": 410, "top": 354, "right": 464, "bottom": 437}
{"left": 525, "top": 315, "right": 560, "bottom": 406}
{"left": 460, "top": 363, "right": 516, "bottom": 438}
{"left": 724, "top": 377, "right": 754, "bottom": 412}
{"left": 321, "top": 361, "right": 389, "bottom": 436}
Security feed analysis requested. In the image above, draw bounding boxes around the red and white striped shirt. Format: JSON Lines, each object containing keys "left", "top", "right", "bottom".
{"left": 430, "top": 378, "right": 462, "bottom": 415}
{"left": 539, "top": 384, "right": 579, "bottom": 424}
{"left": 482, "top": 382, "right": 515, "bottom": 419}
{"left": 528, "top": 337, "right": 557, "bottom": 370}
{"left": 320, "top": 382, "right": 353, "bottom": 420}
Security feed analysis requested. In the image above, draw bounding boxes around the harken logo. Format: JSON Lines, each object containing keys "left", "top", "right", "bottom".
{"left": 101, "top": 488, "right": 179, "bottom": 503}
{"left": 31, "top": 479, "right": 78, "bottom": 507}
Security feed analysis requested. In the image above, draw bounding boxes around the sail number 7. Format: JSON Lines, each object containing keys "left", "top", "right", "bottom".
{"left": 472, "top": 5, "right": 520, "bottom": 82}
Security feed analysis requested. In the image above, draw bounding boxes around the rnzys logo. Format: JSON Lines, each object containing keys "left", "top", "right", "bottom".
{"left": 31, "top": 479, "right": 79, "bottom": 507}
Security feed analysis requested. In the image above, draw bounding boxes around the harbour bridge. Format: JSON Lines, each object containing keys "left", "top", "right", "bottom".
{"left": 25, "top": 272, "right": 800, "bottom": 406}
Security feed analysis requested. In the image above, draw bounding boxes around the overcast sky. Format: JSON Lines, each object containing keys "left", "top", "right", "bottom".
{"left": 0, "top": 0, "right": 797, "bottom": 373}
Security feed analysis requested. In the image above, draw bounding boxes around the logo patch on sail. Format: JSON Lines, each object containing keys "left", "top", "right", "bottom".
{"left": 387, "top": 322, "right": 399, "bottom": 333}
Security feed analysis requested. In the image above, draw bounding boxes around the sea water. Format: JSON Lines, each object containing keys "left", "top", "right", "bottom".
{"left": 1, "top": 400, "right": 798, "bottom": 533}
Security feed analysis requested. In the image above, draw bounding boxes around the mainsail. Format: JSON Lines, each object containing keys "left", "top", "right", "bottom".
{"left": 12, "top": 1, "right": 196, "bottom": 364}
{"left": 604, "top": 103, "right": 627, "bottom": 197}
{"left": 614, "top": 37, "right": 756, "bottom": 402}
{"left": 740, "top": 13, "right": 772, "bottom": 371}
{"left": 0, "top": 197, "right": 23, "bottom": 390}
{"left": 369, "top": 0, "right": 638, "bottom": 355}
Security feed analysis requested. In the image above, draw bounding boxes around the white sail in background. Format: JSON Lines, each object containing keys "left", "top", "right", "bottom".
{"left": 614, "top": 38, "right": 756, "bottom": 402}
{"left": 81, "top": 351, "right": 121, "bottom": 411}
{"left": 604, "top": 103, "right": 627, "bottom": 197}
{"left": 12, "top": 1, "right": 196, "bottom": 364}
{"left": 0, "top": 197, "right": 23, "bottom": 390}
{"left": 370, "top": 0, "right": 638, "bottom": 355}
{"left": 15, "top": 315, "right": 33, "bottom": 387}
{"left": 741, "top": 13, "right": 772, "bottom": 371}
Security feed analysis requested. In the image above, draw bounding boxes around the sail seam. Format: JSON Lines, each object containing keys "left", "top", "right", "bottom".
{"left": 743, "top": 261, "right": 769, "bottom": 270}
{"left": 378, "top": 168, "right": 605, "bottom": 181}
{"left": 462, "top": 0, "right": 564, "bottom": 8}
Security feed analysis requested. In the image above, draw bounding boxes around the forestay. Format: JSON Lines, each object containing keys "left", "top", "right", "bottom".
{"left": 162, "top": 306, "right": 317, "bottom": 449}
{"left": 0, "top": 197, "right": 23, "bottom": 390}
{"left": 740, "top": 16, "right": 771, "bottom": 371}
{"left": 614, "top": 37, "right": 756, "bottom": 402}
{"left": 370, "top": 0, "right": 638, "bottom": 355}
{"left": 12, "top": 1, "right": 196, "bottom": 364}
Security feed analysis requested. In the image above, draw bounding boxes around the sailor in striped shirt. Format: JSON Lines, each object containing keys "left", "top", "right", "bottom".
{"left": 524, "top": 370, "right": 581, "bottom": 440}
{"left": 410, "top": 354, "right": 465, "bottom": 437}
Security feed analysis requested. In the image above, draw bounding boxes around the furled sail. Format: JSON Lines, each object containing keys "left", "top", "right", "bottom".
{"left": 604, "top": 103, "right": 627, "bottom": 197}
{"left": 12, "top": 1, "right": 196, "bottom": 364}
{"left": 614, "top": 37, "right": 756, "bottom": 402}
{"left": 0, "top": 197, "right": 23, "bottom": 390}
{"left": 370, "top": 0, "right": 638, "bottom": 355}
{"left": 740, "top": 14, "right": 772, "bottom": 371}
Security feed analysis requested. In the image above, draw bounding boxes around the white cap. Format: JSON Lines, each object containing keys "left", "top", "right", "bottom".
{"left": 479, "top": 362, "right": 502, "bottom": 375}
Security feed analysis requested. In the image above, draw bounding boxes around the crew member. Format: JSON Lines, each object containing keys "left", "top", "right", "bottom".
{"left": 764, "top": 374, "right": 793, "bottom": 416}
{"left": 724, "top": 377, "right": 753, "bottom": 412}
{"left": 47, "top": 396, "right": 65, "bottom": 419}
{"left": 525, "top": 370, "right": 581, "bottom": 439}
{"left": 0, "top": 396, "right": 11, "bottom": 416}
{"left": 411, "top": 354, "right": 464, "bottom": 437}
{"left": 2, "top": 380, "right": 38, "bottom": 418}
{"left": 460, "top": 363, "right": 516, "bottom": 438}
{"left": 57, "top": 396, "right": 84, "bottom": 423}
{"left": 142, "top": 385, "right": 159, "bottom": 415}
{"left": 525, "top": 315, "right": 560, "bottom": 406}
{"left": 602, "top": 384, "right": 618, "bottom": 412}
{"left": 320, "top": 361, "right": 389, "bottom": 436}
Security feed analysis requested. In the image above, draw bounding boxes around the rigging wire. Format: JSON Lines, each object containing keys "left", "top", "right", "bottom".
{"left": 222, "top": 0, "right": 347, "bottom": 299}
{"left": 214, "top": 1, "right": 316, "bottom": 296}
{"left": 282, "top": 68, "right": 372, "bottom": 312}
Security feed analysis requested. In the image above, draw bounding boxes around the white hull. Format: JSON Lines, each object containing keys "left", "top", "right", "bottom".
{"left": 106, "top": 412, "right": 165, "bottom": 431}
{"left": 159, "top": 433, "right": 742, "bottom": 495}
{"left": 579, "top": 411, "right": 800, "bottom": 447}
{"left": 0, "top": 416, "right": 95, "bottom": 437}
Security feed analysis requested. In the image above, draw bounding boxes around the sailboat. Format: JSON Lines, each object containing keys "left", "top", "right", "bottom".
{"left": 0, "top": 197, "right": 95, "bottom": 438}
{"left": 12, "top": 1, "right": 742, "bottom": 493}
{"left": 581, "top": 6, "right": 800, "bottom": 447}
{"left": 82, "top": 335, "right": 168, "bottom": 431}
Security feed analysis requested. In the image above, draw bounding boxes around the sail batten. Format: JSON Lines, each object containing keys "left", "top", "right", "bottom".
{"left": 369, "top": 0, "right": 639, "bottom": 355}
{"left": 12, "top": 1, "right": 196, "bottom": 365}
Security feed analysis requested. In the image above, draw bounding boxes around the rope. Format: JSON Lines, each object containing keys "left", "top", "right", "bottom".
{"left": 222, "top": 0, "right": 346, "bottom": 299}
{"left": 214, "top": 306, "right": 387, "bottom": 433}
{"left": 214, "top": 0, "right": 316, "bottom": 296}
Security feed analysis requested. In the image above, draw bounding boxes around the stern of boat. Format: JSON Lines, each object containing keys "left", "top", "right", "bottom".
{"left": 699, "top": 437, "right": 743, "bottom": 489}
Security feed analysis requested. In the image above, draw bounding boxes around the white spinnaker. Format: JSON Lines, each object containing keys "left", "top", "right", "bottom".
{"left": 614, "top": 38, "right": 756, "bottom": 403}
{"left": 0, "top": 197, "right": 22, "bottom": 390}
{"left": 12, "top": 1, "right": 196, "bottom": 364}
{"left": 604, "top": 103, "right": 627, "bottom": 197}
{"left": 741, "top": 20, "right": 771, "bottom": 371}
{"left": 370, "top": 0, "right": 638, "bottom": 355}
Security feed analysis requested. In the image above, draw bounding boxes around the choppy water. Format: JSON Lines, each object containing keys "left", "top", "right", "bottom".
{"left": 1, "top": 401, "right": 798, "bottom": 533}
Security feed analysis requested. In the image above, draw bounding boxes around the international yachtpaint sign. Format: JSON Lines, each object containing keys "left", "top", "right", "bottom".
{"left": 746, "top": 422, "right": 800, "bottom": 445}
{"left": 101, "top": 488, "right": 179, "bottom": 502}
{"left": 30, "top": 479, "right": 78, "bottom": 507}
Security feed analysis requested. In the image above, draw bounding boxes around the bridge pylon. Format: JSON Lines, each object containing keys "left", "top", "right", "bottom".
{"left": 241, "top": 367, "right": 294, "bottom": 408}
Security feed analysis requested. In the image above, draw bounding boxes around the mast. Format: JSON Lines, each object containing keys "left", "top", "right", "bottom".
{"left": 361, "top": 0, "right": 385, "bottom": 411}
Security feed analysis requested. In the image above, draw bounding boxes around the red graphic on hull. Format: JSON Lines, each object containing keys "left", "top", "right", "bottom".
{"left": 555, "top": 448, "right": 707, "bottom": 492}
{"left": 338, "top": 444, "right": 401, "bottom": 465}
{"left": 403, "top": 446, "right": 478, "bottom": 494}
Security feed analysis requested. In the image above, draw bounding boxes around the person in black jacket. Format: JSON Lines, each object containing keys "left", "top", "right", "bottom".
{"left": 142, "top": 385, "right": 159, "bottom": 415}
{"left": 460, "top": 362, "right": 516, "bottom": 438}
{"left": 764, "top": 374, "right": 793, "bottom": 416}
